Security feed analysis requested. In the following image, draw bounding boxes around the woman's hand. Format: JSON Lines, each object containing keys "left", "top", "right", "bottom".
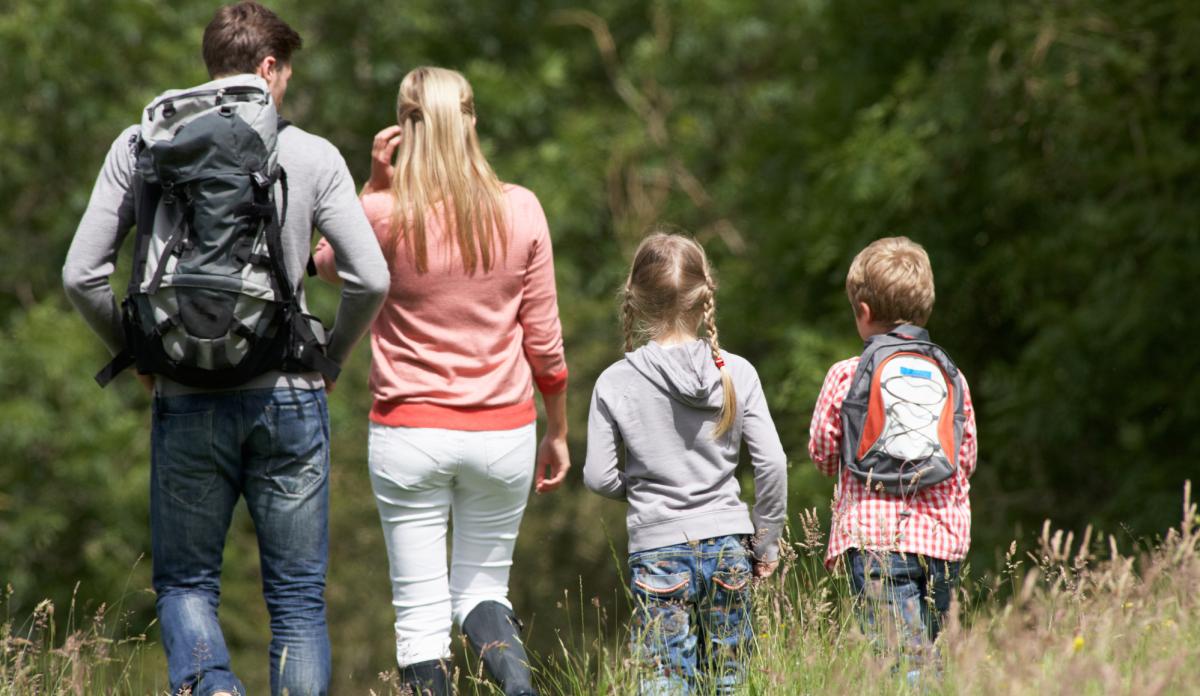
{"left": 753, "top": 558, "right": 780, "bottom": 579}
{"left": 363, "top": 125, "right": 402, "bottom": 195}
{"left": 534, "top": 433, "right": 570, "bottom": 494}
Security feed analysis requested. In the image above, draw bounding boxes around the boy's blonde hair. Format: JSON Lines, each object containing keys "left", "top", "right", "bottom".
{"left": 622, "top": 232, "right": 737, "bottom": 438}
{"left": 388, "top": 66, "right": 509, "bottom": 274}
{"left": 845, "top": 236, "right": 936, "bottom": 326}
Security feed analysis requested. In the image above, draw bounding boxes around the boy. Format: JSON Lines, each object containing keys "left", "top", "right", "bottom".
{"left": 808, "top": 236, "right": 977, "bottom": 676}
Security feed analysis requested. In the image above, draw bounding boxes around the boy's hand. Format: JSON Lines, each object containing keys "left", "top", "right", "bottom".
{"left": 753, "top": 559, "right": 780, "bottom": 579}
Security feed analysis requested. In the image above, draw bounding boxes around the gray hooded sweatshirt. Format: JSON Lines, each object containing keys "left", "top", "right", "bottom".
{"left": 584, "top": 339, "right": 788, "bottom": 561}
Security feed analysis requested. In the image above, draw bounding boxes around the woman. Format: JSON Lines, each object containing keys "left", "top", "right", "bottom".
{"left": 314, "top": 66, "right": 569, "bottom": 696}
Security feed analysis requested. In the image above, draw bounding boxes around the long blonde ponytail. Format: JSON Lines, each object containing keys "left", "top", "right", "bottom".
{"left": 622, "top": 232, "right": 738, "bottom": 439}
{"left": 388, "top": 66, "right": 508, "bottom": 274}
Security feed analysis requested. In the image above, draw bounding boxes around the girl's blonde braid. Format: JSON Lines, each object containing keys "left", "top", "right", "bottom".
{"left": 702, "top": 267, "right": 737, "bottom": 438}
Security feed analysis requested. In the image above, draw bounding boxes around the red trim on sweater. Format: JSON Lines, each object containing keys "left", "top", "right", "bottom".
{"left": 370, "top": 399, "right": 537, "bottom": 431}
{"left": 534, "top": 367, "right": 569, "bottom": 395}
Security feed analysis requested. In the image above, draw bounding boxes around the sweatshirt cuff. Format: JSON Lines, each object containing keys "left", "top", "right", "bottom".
{"left": 750, "top": 529, "right": 781, "bottom": 562}
{"left": 534, "top": 367, "right": 569, "bottom": 395}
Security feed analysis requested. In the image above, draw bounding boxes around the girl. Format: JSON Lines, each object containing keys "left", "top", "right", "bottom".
{"left": 314, "top": 66, "right": 570, "bottom": 696}
{"left": 583, "top": 232, "right": 788, "bottom": 693}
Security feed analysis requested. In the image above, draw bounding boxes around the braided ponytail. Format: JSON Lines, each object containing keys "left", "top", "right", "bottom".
{"left": 702, "top": 267, "right": 737, "bottom": 439}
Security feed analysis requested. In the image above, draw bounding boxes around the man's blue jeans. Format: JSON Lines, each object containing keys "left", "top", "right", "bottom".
{"left": 628, "top": 535, "right": 753, "bottom": 695}
{"left": 846, "top": 550, "right": 960, "bottom": 678}
{"left": 151, "top": 387, "right": 332, "bottom": 696}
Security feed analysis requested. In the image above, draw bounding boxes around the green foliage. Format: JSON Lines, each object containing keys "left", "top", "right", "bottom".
{"left": 0, "top": 302, "right": 152, "bottom": 618}
{"left": 2, "top": 0, "right": 1197, "bottom": 691}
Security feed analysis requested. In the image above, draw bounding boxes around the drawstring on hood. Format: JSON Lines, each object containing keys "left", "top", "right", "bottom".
{"left": 625, "top": 339, "right": 725, "bottom": 410}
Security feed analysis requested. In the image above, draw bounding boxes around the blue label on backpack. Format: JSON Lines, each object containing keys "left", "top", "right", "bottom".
{"left": 900, "top": 366, "right": 933, "bottom": 379}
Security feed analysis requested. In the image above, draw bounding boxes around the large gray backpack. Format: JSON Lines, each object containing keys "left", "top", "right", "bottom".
{"left": 96, "top": 75, "right": 337, "bottom": 388}
{"left": 839, "top": 325, "right": 966, "bottom": 496}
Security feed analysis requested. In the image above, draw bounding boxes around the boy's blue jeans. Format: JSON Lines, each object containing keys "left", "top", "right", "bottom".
{"left": 846, "top": 549, "right": 960, "bottom": 674}
{"left": 628, "top": 535, "right": 753, "bottom": 695}
{"left": 151, "top": 387, "right": 332, "bottom": 696}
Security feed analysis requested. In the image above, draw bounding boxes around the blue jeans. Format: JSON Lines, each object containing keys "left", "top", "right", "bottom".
{"left": 846, "top": 550, "right": 960, "bottom": 676}
{"left": 628, "top": 535, "right": 753, "bottom": 695}
{"left": 151, "top": 387, "right": 331, "bottom": 696}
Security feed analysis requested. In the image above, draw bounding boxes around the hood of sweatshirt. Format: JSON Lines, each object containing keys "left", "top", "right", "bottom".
{"left": 625, "top": 339, "right": 724, "bottom": 410}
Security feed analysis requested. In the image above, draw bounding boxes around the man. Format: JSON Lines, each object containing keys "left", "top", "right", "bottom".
{"left": 62, "top": 3, "right": 389, "bottom": 694}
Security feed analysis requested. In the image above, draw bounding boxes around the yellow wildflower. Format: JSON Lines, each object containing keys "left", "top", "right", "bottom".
{"left": 1072, "top": 635, "right": 1085, "bottom": 652}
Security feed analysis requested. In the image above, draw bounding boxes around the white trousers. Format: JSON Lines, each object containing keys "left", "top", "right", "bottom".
{"left": 367, "top": 422, "right": 536, "bottom": 667}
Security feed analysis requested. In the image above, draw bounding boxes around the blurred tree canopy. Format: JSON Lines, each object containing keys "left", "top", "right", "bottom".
{"left": 2, "top": 0, "right": 1197, "bottom": 691}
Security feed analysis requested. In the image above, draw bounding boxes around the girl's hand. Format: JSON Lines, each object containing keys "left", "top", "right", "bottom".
{"left": 753, "top": 558, "right": 780, "bottom": 579}
{"left": 534, "top": 433, "right": 570, "bottom": 494}
{"left": 364, "top": 125, "right": 402, "bottom": 194}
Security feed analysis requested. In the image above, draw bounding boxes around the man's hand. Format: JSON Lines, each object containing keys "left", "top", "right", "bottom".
{"left": 534, "top": 433, "right": 570, "bottom": 494}
{"left": 363, "top": 125, "right": 402, "bottom": 195}
{"left": 135, "top": 372, "right": 155, "bottom": 394}
{"left": 753, "top": 558, "right": 780, "bottom": 579}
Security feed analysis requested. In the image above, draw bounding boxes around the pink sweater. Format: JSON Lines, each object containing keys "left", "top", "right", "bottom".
{"left": 313, "top": 184, "right": 568, "bottom": 431}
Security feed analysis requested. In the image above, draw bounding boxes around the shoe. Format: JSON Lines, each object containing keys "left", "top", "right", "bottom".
{"left": 397, "top": 658, "right": 450, "bottom": 696}
{"left": 462, "top": 601, "right": 537, "bottom": 696}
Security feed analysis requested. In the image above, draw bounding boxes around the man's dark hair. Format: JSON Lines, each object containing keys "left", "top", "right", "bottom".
{"left": 202, "top": 1, "right": 302, "bottom": 78}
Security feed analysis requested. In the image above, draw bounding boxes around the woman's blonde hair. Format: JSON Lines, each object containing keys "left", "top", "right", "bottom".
{"left": 845, "top": 236, "right": 935, "bottom": 325}
{"left": 387, "top": 66, "right": 508, "bottom": 273}
{"left": 621, "top": 232, "right": 737, "bottom": 438}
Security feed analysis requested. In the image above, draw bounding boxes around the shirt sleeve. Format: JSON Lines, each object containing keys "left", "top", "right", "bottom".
{"left": 310, "top": 150, "right": 390, "bottom": 366}
{"left": 515, "top": 192, "right": 568, "bottom": 395}
{"left": 808, "top": 358, "right": 857, "bottom": 477}
{"left": 740, "top": 367, "right": 789, "bottom": 562}
{"left": 62, "top": 127, "right": 139, "bottom": 355}
{"left": 958, "top": 372, "right": 978, "bottom": 478}
{"left": 583, "top": 381, "right": 627, "bottom": 500}
{"left": 313, "top": 192, "right": 391, "bottom": 285}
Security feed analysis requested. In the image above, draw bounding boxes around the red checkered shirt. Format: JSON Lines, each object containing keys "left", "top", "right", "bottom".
{"left": 808, "top": 356, "right": 978, "bottom": 570}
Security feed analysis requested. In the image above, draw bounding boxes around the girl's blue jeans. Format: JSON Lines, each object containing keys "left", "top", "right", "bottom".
{"left": 628, "top": 535, "right": 753, "bottom": 695}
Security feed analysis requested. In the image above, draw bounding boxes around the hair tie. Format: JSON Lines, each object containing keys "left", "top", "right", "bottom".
{"left": 714, "top": 357, "right": 725, "bottom": 369}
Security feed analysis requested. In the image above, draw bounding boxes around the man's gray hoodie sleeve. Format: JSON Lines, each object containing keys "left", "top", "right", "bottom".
{"left": 62, "top": 127, "right": 139, "bottom": 355}
{"left": 584, "top": 378, "right": 628, "bottom": 500}
{"left": 309, "top": 149, "right": 389, "bottom": 365}
{"left": 741, "top": 371, "right": 789, "bottom": 562}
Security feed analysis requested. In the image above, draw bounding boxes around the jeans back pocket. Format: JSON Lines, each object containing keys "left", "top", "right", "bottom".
{"left": 154, "top": 409, "right": 217, "bottom": 508}
{"left": 483, "top": 424, "right": 536, "bottom": 488}
{"left": 630, "top": 554, "right": 693, "bottom": 602}
{"left": 265, "top": 397, "right": 329, "bottom": 499}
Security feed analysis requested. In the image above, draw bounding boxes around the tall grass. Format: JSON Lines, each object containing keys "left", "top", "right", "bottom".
{"left": 0, "top": 580, "right": 163, "bottom": 695}
{"left": 6, "top": 483, "right": 1198, "bottom": 694}
{"left": 522, "top": 481, "right": 1200, "bottom": 695}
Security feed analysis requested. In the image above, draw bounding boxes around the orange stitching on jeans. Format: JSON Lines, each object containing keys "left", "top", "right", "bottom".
{"left": 635, "top": 577, "right": 689, "bottom": 594}
{"left": 713, "top": 576, "right": 747, "bottom": 592}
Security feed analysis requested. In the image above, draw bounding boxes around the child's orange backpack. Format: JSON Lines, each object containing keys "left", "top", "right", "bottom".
{"left": 840, "top": 325, "right": 966, "bottom": 496}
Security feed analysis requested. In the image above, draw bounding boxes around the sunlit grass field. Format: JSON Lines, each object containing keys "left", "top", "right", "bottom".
{"left": 5, "top": 483, "right": 1197, "bottom": 695}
